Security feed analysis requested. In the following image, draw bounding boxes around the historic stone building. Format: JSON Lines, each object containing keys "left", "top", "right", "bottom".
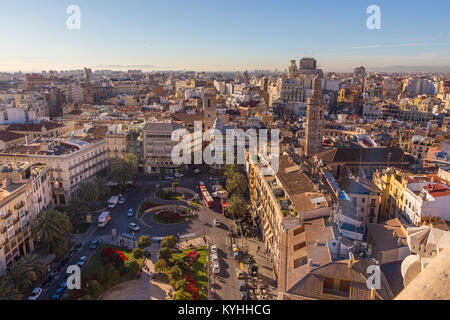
{"left": 304, "top": 76, "right": 325, "bottom": 157}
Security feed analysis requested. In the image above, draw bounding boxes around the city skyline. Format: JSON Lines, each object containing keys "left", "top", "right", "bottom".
{"left": 1, "top": 0, "right": 450, "bottom": 72}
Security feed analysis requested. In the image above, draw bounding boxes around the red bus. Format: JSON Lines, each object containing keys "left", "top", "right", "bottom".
{"left": 220, "top": 197, "right": 229, "bottom": 216}
{"left": 200, "top": 186, "right": 214, "bottom": 208}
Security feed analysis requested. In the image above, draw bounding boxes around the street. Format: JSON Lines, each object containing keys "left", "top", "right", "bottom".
{"left": 40, "top": 171, "right": 245, "bottom": 300}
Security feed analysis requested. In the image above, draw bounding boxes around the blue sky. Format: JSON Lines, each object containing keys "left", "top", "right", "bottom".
{"left": 1, "top": 0, "right": 450, "bottom": 72}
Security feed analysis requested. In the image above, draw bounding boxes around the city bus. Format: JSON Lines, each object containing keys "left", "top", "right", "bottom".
{"left": 199, "top": 185, "right": 214, "bottom": 208}
{"left": 220, "top": 196, "right": 229, "bottom": 216}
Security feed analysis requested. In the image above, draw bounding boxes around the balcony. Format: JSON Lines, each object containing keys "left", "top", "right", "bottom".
{"left": 14, "top": 201, "right": 25, "bottom": 210}
{"left": 1, "top": 210, "right": 13, "bottom": 220}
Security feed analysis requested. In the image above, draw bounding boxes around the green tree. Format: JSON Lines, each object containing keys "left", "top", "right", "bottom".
{"left": 19, "top": 254, "right": 47, "bottom": 281}
{"left": 65, "top": 197, "right": 89, "bottom": 225}
{"left": 173, "top": 278, "right": 189, "bottom": 291}
{"left": 31, "top": 209, "right": 72, "bottom": 256}
{"left": 224, "top": 164, "right": 238, "bottom": 179}
{"left": 158, "top": 247, "right": 171, "bottom": 261}
{"left": 85, "top": 280, "right": 102, "bottom": 297}
{"left": 77, "top": 179, "right": 100, "bottom": 204}
{"left": 137, "top": 235, "right": 152, "bottom": 250}
{"left": 155, "top": 259, "right": 167, "bottom": 273}
{"left": 5, "top": 260, "right": 34, "bottom": 291}
{"left": 109, "top": 153, "right": 138, "bottom": 188}
{"left": 226, "top": 172, "right": 247, "bottom": 195}
{"left": 125, "top": 259, "right": 140, "bottom": 274}
{"left": 132, "top": 248, "right": 145, "bottom": 260}
{"left": 228, "top": 194, "right": 247, "bottom": 219}
{"left": 99, "top": 263, "right": 120, "bottom": 288}
{"left": 97, "top": 176, "right": 112, "bottom": 202}
{"left": 0, "top": 279, "right": 22, "bottom": 300}
{"left": 161, "top": 235, "right": 177, "bottom": 249}
{"left": 173, "top": 289, "right": 193, "bottom": 300}
{"left": 167, "top": 265, "right": 183, "bottom": 285}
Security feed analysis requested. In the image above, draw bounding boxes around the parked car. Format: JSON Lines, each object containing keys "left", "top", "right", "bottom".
{"left": 127, "top": 208, "right": 134, "bottom": 217}
{"left": 194, "top": 168, "right": 201, "bottom": 174}
{"left": 210, "top": 244, "right": 218, "bottom": 254}
{"left": 89, "top": 239, "right": 100, "bottom": 250}
{"left": 119, "top": 197, "right": 126, "bottom": 205}
{"left": 77, "top": 256, "right": 87, "bottom": 267}
{"left": 28, "top": 287, "right": 42, "bottom": 300}
{"left": 239, "top": 280, "right": 246, "bottom": 291}
{"left": 235, "top": 268, "right": 245, "bottom": 279}
{"left": 240, "top": 290, "right": 249, "bottom": 300}
{"left": 52, "top": 287, "right": 64, "bottom": 300}
{"left": 213, "top": 219, "right": 220, "bottom": 227}
{"left": 211, "top": 253, "right": 219, "bottom": 263}
{"left": 174, "top": 172, "right": 184, "bottom": 178}
{"left": 213, "top": 261, "right": 220, "bottom": 274}
{"left": 128, "top": 223, "right": 140, "bottom": 232}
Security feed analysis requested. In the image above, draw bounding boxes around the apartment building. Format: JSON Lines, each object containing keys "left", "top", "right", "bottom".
{"left": 403, "top": 183, "right": 450, "bottom": 226}
{"left": 143, "top": 121, "right": 184, "bottom": 175}
{"left": 105, "top": 126, "right": 128, "bottom": 160}
{"left": 247, "top": 153, "right": 332, "bottom": 281}
{"left": 0, "top": 162, "right": 52, "bottom": 276}
{"left": 0, "top": 138, "right": 108, "bottom": 205}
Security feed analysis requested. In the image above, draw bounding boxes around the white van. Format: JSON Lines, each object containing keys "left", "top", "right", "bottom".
{"left": 98, "top": 211, "right": 111, "bottom": 227}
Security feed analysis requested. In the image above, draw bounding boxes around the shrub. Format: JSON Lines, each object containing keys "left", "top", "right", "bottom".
{"left": 99, "top": 263, "right": 120, "bottom": 288}
{"left": 85, "top": 280, "right": 102, "bottom": 297}
{"left": 132, "top": 248, "right": 145, "bottom": 260}
{"left": 125, "top": 259, "right": 140, "bottom": 274}
{"left": 155, "top": 259, "right": 167, "bottom": 273}
{"left": 158, "top": 247, "right": 171, "bottom": 261}
{"left": 137, "top": 235, "right": 152, "bottom": 249}
{"left": 161, "top": 235, "right": 177, "bottom": 249}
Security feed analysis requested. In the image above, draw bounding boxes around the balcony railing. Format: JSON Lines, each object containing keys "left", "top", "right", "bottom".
{"left": 1, "top": 210, "right": 13, "bottom": 220}
{"left": 14, "top": 201, "right": 25, "bottom": 210}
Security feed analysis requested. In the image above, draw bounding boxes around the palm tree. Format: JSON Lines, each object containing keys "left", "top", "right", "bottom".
{"left": 172, "top": 181, "right": 179, "bottom": 194}
{"left": 5, "top": 260, "right": 34, "bottom": 291}
{"left": 0, "top": 279, "right": 22, "bottom": 300}
{"left": 31, "top": 209, "right": 72, "bottom": 256}
{"left": 228, "top": 194, "right": 247, "bottom": 219}
{"left": 20, "top": 254, "right": 47, "bottom": 281}
{"left": 226, "top": 172, "right": 247, "bottom": 195}
{"left": 122, "top": 153, "right": 138, "bottom": 172}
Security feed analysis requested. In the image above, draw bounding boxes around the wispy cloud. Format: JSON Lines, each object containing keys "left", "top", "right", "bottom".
{"left": 351, "top": 42, "right": 450, "bottom": 49}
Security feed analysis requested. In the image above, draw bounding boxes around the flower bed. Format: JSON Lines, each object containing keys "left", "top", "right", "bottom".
{"left": 185, "top": 274, "right": 199, "bottom": 300}
{"left": 102, "top": 247, "right": 129, "bottom": 262}
{"left": 153, "top": 210, "right": 184, "bottom": 224}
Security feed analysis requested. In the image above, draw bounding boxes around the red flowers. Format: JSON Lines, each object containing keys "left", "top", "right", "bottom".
{"left": 185, "top": 274, "right": 199, "bottom": 300}
{"left": 102, "top": 247, "right": 128, "bottom": 261}
{"left": 185, "top": 250, "right": 200, "bottom": 262}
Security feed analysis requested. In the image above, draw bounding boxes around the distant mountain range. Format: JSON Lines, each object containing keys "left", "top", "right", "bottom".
{"left": 368, "top": 66, "right": 450, "bottom": 73}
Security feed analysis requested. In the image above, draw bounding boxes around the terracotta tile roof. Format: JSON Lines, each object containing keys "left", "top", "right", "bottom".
{"left": 7, "top": 121, "right": 64, "bottom": 132}
{"left": 0, "top": 130, "right": 25, "bottom": 142}
{"left": 317, "top": 147, "right": 409, "bottom": 165}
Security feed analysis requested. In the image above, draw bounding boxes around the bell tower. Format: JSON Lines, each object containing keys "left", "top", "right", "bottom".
{"left": 203, "top": 88, "right": 217, "bottom": 130}
{"left": 304, "top": 76, "right": 325, "bottom": 157}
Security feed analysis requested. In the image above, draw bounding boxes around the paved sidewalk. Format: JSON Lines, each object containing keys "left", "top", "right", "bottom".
{"left": 100, "top": 256, "right": 171, "bottom": 300}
